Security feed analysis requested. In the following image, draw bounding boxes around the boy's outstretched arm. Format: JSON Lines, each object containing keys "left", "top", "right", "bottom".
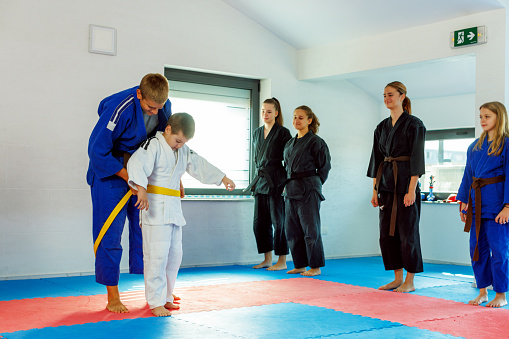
{"left": 222, "top": 176, "right": 236, "bottom": 191}
{"left": 134, "top": 185, "right": 149, "bottom": 210}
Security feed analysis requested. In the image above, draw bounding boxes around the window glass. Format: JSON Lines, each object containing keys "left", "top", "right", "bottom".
{"left": 169, "top": 81, "right": 251, "bottom": 191}
{"left": 421, "top": 137, "right": 475, "bottom": 193}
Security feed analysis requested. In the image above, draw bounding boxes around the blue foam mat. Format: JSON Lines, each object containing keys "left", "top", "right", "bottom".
{"left": 0, "top": 303, "right": 462, "bottom": 339}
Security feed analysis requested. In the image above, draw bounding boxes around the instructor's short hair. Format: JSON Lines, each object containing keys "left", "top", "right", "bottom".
{"left": 139, "top": 73, "right": 169, "bottom": 104}
{"left": 167, "top": 113, "right": 195, "bottom": 139}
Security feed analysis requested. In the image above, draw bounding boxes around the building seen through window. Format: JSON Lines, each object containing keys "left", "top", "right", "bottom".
{"left": 420, "top": 128, "right": 475, "bottom": 195}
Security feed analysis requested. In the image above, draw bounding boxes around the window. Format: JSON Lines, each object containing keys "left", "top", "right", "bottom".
{"left": 164, "top": 68, "right": 259, "bottom": 195}
{"left": 420, "top": 128, "right": 475, "bottom": 196}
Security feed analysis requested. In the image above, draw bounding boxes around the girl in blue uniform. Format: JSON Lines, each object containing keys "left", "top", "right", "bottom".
{"left": 457, "top": 101, "right": 509, "bottom": 308}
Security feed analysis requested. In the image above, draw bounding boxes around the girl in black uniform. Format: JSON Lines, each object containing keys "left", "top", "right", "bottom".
{"left": 284, "top": 106, "right": 331, "bottom": 276}
{"left": 248, "top": 98, "right": 292, "bottom": 270}
{"left": 367, "top": 81, "right": 426, "bottom": 292}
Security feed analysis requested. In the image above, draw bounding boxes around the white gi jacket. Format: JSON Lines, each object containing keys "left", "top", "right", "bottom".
{"left": 127, "top": 131, "right": 225, "bottom": 226}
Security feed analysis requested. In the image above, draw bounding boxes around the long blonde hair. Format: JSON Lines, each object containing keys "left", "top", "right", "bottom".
{"left": 474, "top": 101, "right": 509, "bottom": 156}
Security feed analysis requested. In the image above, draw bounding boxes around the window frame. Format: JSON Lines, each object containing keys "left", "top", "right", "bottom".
{"left": 421, "top": 127, "right": 475, "bottom": 198}
{"left": 164, "top": 68, "right": 260, "bottom": 195}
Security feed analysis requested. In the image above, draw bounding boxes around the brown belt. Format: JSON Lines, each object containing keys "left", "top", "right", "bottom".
{"left": 464, "top": 175, "right": 505, "bottom": 261}
{"left": 375, "top": 156, "right": 411, "bottom": 236}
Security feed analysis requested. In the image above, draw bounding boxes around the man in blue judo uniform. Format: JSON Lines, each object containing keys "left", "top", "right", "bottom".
{"left": 87, "top": 73, "right": 172, "bottom": 313}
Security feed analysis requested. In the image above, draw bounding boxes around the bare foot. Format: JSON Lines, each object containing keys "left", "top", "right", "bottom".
{"left": 107, "top": 298, "right": 129, "bottom": 313}
{"left": 253, "top": 260, "right": 272, "bottom": 269}
{"left": 106, "top": 285, "right": 128, "bottom": 313}
{"left": 469, "top": 291, "right": 488, "bottom": 306}
{"left": 151, "top": 306, "right": 171, "bottom": 317}
{"left": 267, "top": 262, "right": 287, "bottom": 271}
{"left": 486, "top": 293, "right": 507, "bottom": 308}
{"left": 164, "top": 301, "right": 180, "bottom": 310}
{"left": 287, "top": 268, "right": 306, "bottom": 274}
{"left": 172, "top": 294, "right": 180, "bottom": 301}
{"left": 378, "top": 280, "right": 403, "bottom": 290}
{"left": 394, "top": 281, "right": 415, "bottom": 293}
{"left": 301, "top": 268, "right": 321, "bottom": 276}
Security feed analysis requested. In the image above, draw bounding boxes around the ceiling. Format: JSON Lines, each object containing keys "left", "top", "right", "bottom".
{"left": 222, "top": 0, "right": 507, "bottom": 100}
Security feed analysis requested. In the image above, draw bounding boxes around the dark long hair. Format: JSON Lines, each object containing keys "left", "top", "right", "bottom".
{"left": 264, "top": 97, "right": 284, "bottom": 125}
{"left": 295, "top": 105, "right": 320, "bottom": 134}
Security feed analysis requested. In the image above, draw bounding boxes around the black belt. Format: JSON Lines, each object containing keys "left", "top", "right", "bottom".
{"left": 244, "top": 164, "right": 284, "bottom": 192}
{"left": 279, "top": 170, "right": 318, "bottom": 194}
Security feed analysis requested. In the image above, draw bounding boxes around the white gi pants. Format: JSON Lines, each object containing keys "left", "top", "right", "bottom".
{"left": 142, "top": 223, "right": 183, "bottom": 309}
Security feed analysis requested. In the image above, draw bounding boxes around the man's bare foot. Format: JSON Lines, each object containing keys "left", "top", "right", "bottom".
{"left": 394, "top": 281, "right": 415, "bottom": 293}
{"left": 301, "top": 268, "right": 321, "bottom": 276}
{"left": 164, "top": 301, "right": 180, "bottom": 310}
{"left": 107, "top": 298, "right": 129, "bottom": 313}
{"left": 486, "top": 293, "right": 507, "bottom": 308}
{"left": 267, "top": 262, "right": 287, "bottom": 271}
{"left": 378, "top": 280, "right": 403, "bottom": 290}
{"left": 469, "top": 291, "right": 488, "bottom": 306}
{"left": 106, "top": 285, "right": 128, "bottom": 313}
{"left": 151, "top": 306, "right": 171, "bottom": 317}
{"left": 287, "top": 267, "right": 306, "bottom": 274}
{"left": 253, "top": 260, "right": 272, "bottom": 269}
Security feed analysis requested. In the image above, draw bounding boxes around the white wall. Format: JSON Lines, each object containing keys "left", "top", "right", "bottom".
{"left": 378, "top": 94, "right": 476, "bottom": 129}
{"left": 0, "top": 0, "right": 380, "bottom": 278}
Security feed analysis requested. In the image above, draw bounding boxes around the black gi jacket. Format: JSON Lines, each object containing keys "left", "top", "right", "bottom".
{"left": 249, "top": 124, "right": 292, "bottom": 195}
{"left": 367, "top": 112, "right": 426, "bottom": 194}
{"left": 283, "top": 131, "right": 331, "bottom": 200}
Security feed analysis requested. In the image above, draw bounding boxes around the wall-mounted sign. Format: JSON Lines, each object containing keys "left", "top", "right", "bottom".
{"left": 450, "top": 26, "right": 487, "bottom": 48}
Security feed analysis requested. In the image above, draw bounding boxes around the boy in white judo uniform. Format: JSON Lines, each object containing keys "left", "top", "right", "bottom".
{"left": 127, "top": 113, "right": 235, "bottom": 317}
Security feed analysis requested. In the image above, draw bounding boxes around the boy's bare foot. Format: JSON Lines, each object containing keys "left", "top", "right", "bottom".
{"left": 172, "top": 294, "right": 181, "bottom": 301}
{"left": 253, "top": 260, "right": 272, "bottom": 269}
{"left": 378, "top": 280, "right": 403, "bottom": 290}
{"left": 151, "top": 306, "right": 171, "bottom": 317}
{"left": 164, "top": 301, "right": 180, "bottom": 310}
{"left": 106, "top": 285, "right": 128, "bottom": 313}
{"left": 287, "top": 268, "right": 306, "bottom": 274}
{"left": 486, "top": 293, "right": 507, "bottom": 308}
{"left": 394, "top": 281, "right": 415, "bottom": 293}
{"left": 301, "top": 268, "right": 321, "bottom": 276}
{"left": 267, "top": 262, "right": 287, "bottom": 271}
{"left": 469, "top": 291, "right": 488, "bottom": 306}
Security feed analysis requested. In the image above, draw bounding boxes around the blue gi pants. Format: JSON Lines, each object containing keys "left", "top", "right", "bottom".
{"left": 91, "top": 175, "right": 143, "bottom": 286}
{"left": 470, "top": 218, "right": 509, "bottom": 293}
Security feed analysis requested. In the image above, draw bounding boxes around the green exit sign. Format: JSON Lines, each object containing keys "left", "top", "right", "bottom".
{"left": 451, "top": 26, "right": 487, "bottom": 48}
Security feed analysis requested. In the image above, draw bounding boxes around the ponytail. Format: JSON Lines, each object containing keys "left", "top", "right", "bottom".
{"left": 263, "top": 97, "right": 284, "bottom": 125}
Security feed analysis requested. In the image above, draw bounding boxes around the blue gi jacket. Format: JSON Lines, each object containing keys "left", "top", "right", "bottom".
{"left": 87, "top": 86, "right": 172, "bottom": 185}
{"left": 457, "top": 137, "right": 509, "bottom": 219}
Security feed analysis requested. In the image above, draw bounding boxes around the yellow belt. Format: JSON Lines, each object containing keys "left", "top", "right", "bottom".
{"left": 93, "top": 184, "right": 180, "bottom": 256}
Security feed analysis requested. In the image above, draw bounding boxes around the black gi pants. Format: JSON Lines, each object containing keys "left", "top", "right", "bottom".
{"left": 378, "top": 191, "right": 423, "bottom": 273}
{"left": 285, "top": 191, "right": 325, "bottom": 268}
{"left": 253, "top": 194, "right": 289, "bottom": 255}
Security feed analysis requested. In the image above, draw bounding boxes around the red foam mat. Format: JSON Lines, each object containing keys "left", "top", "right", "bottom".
{"left": 1, "top": 278, "right": 508, "bottom": 338}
